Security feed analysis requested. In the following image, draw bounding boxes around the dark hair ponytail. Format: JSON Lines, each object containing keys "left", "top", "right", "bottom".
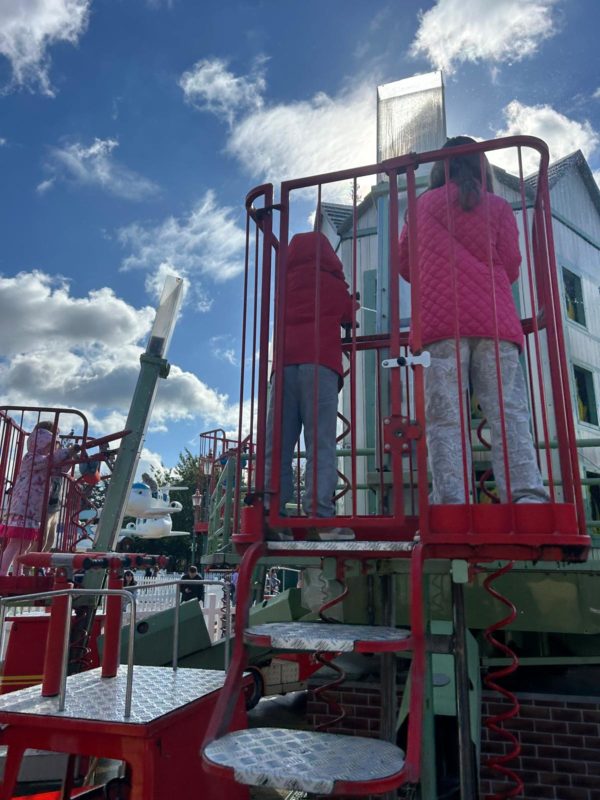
{"left": 429, "top": 136, "right": 494, "bottom": 210}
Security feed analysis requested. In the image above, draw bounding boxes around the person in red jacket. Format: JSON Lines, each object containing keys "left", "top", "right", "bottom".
{"left": 399, "top": 136, "right": 548, "bottom": 505}
{"left": 266, "top": 231, "right": 357, "bottom": 538}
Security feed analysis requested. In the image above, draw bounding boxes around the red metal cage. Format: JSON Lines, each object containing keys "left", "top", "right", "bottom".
{"left": 231, "top": 136, "right": 589, "bottom": 563}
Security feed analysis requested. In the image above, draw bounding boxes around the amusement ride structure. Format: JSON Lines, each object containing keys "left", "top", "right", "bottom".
{"left": 0, "top": 75, "right": 598, "bottom": 800}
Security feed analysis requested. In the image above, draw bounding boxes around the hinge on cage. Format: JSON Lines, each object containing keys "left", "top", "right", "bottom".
{"left": 383, "top": 415, "right": 422, "bottom": 453}
{"left": 381, "top": 351, "right": 430, "bottom": 369}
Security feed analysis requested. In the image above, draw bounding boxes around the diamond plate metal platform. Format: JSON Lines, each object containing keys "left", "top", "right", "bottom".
{"left": 245, "top": 622, "right": 411, "bottom": 652}
{"left": 204, "top": 727, "right": 406, "bottom": 794}
{"left": 266, "top": 540, "right": 416, "bottom": 553}
{"left": 0, "top": 666, "right": 227, "bottom": 724}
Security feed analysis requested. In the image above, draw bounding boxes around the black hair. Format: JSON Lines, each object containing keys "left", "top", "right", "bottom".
{"left": 429, "top": 136, "right": 494, "bottom": 211}
{"left": 35, "top": 420, "right": 56, "bottom": 432}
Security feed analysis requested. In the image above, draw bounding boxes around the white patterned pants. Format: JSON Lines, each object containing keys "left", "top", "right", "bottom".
{"left": 425, "top": 338, "right": 548, "bottom": 504}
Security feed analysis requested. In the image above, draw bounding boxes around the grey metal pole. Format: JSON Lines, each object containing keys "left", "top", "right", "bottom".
{"left": 0, "top": 602, "right": 8, "bottom": 672}
{"left": 223, "top": 580, "right": 231, "bottom": 670}
{"left": 380, "top": 572, "right": 396, "bottom": 741}
{"left": 380, "top": 573, "right": 397, "bottom": 800}
{"left": 452, "top": 578, "right": 478, "bottom": 799}
{"left": 58, "top": 595, "right": 73, "bottom": 712}
{"left": 173, "top": 584, "right": 181, "bottom": 671}
{"left": 124, "top": 595, "right": 137, "bottom": 719}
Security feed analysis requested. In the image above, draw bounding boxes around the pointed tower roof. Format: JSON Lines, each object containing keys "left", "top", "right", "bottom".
{"left": 320, "top": 202, "right": 353, "bottom": 234}
{"left": 525, "top": 150, "right": 600, "bottom": 217}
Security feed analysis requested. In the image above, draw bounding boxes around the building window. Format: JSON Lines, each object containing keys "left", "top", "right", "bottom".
{"left": 587, "top": 471, "right": 600, "bottom": 522}
{"left": 574, "top": 366, "right": 598, "bottom": 426}
{"left": 563, "top": 267, "right": 586, "bottom": 326}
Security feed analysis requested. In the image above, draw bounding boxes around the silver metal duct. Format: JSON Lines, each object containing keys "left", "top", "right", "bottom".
{"left": 377, "top": 71, "right": 446, "bottom": 162}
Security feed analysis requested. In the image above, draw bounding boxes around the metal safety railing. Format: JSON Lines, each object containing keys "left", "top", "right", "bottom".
{"left": 0, "top": 578, "right": 232, "bottom": 719}
{"left": 0, "top": 407, "right": 129, "bottom": 563}
{"left": 0, "top": 588, "right": 136, "bottom": 716}
{"left": 154, "top": 578, "right": 232, "bottom": 670}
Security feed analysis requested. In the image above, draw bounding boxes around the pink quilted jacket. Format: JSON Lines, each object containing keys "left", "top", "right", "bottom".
{"left": 399, "top": 182, "right": 523, "bottom": 349}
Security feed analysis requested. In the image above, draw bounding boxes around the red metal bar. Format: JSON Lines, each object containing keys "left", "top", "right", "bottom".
{"left": 441, "top": 160, "right": 470, "bottom": 505}
{"left": 386, "top": 169, "right": 407, "bottom": 522}
{"left": 515, "top": 147, "right": 552, "bottom": 492}
{"left": 310, "top": 186, "right": 323, "bottom": 518}
{"left": 41, "top": 569, "right": 73, "bottom": 697}
{"left": 405, "top": 166, "right": 430, "bottom": 531}
{"left": 203, "top": 540, "right": 264, "bottom": 746}
{"left": 350, "top": 177, "right": 359, "bottom": 517}
{"left": 233, "top": 214, "right": 253, "bottom": 537}
{"left": 247, "top": 222, "right": 261, "bottom": 495}
{"left": 375, "top": 346, "right": 385, "bottom": 516}
{"left": 254, "top": 185, "right": 276, "bottom": 525}
{"left": 536, "top": 169, "right": 586, "bottom": 529}
{"left": 480, "top": 153, "right": 514, "bottom": 521}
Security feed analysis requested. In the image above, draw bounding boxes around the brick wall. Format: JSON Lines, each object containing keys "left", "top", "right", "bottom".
{"left": 306, "top": 681, "right": 389, "bottom": 739}
{"left": 306, "top": 680, "right": 405, "bottom": 800}
{"left": 308, "top": 683, "right": 600, "bottom": 799}
{"left": 481, "top": 692, "right": 600, "bottom": 800}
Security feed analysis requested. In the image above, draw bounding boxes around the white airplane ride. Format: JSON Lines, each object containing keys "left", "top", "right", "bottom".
{"left": 120, "top": 480, "right": 191, "bottom": 540}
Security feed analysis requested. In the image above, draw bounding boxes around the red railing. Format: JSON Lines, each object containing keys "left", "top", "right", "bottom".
{"left": 231, "top": 136, "right": 587, "bottom": 559}
{"left": 0, "top": 408, "right": 129, "bottom": 573}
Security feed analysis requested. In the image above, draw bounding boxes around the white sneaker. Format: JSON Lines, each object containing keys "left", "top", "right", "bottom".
{"left": 514, "top": 495, "right": 549, "bottom": 504}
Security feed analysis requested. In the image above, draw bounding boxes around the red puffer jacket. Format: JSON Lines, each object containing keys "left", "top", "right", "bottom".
{"left": 399, "top": 182, "right": 523, "bottom": 349}
{"left": 282, "top": 232, "right": 354, "bottom": 377}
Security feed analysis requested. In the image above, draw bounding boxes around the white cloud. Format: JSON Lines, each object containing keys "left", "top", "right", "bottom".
{"left": 210, "top": 335, "right": 238, "bottom": 366}
{"left": 179, "top": 57, "right": 266, "bottom": 125}
{"left": 0, "top": 137, "right": 7, "bottom": 147}
{"left": 594, "top": 88, "right": 600, "bottom": 100}
{"left": 41, "top": 137, "right": 159, "bottom": 200}
{"left": 0, "top": 271, "right": 154, "bottom": 356}
{"left": 137, "top": 448, "right": 165, "bottom": 480}
{"left": 118, "top": 190, "right": 246, "bottom": 282}
{"left": 0, "top": 0, "right": 90, "bottom": 95}
{"left": 492, "top": 100, "right": 600, "bottom": 176}
{"left": 226, "top": 80, "right": 376, "bottom": 200}
{"left": 179, "top": 59, "right": 377, "bottom": 200}
{"left": 410, "top": 0, "right": 559, "bottom": 74}
{"left": 0, "top": 271, "right": 237, "bottom": 434}
{"left": 195, "top": 286, "right": 214, "bottom": 313}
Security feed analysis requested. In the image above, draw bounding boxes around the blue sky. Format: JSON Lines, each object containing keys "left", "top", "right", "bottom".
{"left": 1, "top": 0, "right": 599, "bottom": 474}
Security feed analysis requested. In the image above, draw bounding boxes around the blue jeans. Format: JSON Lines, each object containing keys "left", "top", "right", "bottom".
{"left": 265, "top": 365, "right": 340, "bottom": 517}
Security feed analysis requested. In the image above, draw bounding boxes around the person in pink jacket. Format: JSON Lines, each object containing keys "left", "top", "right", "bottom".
{"left": 399, "top": 136, "right": 548, "bottom": 505}
{"left": 0, "top": 422, "right": 77, "bottom": 575}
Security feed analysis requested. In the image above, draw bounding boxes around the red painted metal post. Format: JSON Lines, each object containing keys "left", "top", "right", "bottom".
{"left": 101, "top": 562, "right": 123, "bottom": 679}
{"left": 41, "top": 569, "right": 73, "bottom": 697}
